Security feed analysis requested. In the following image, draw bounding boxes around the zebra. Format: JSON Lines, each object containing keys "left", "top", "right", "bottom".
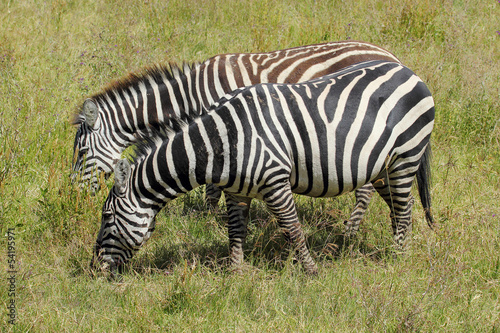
{"left": 90, "top": 60, "right": 435, "bottom": 276}
{"left": 72, "top": 41, "right": 400, "bottom": 235}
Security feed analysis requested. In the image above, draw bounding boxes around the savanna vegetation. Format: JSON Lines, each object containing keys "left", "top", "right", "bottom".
{"left": 0, "top": 0, "right": 499, "bottom": 331}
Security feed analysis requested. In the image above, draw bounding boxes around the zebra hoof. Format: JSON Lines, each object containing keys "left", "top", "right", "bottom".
{"left": 228, "top": 262, "right": 253, "bottom": 275}
{"left": 304, "top": 263, "right": 319, "bottom": 276}
{"left": 109, "top": 268, "right": 124, "bottom": 282}
{"left": 344, "top": 221, "right": 359, "bottom": 237}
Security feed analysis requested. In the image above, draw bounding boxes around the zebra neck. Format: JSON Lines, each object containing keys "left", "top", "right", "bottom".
{"left": 140, "top": 129, "right": 205, "bottom": 203}
{"left": 152, "top": 118, "right": 232, "bottom": 198}
{"left": 188, "top": 115, "right": 234, "bottom": 189}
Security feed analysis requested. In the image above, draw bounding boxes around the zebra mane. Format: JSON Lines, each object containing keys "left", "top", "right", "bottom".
{"left": 72, "top": 62, "right": 199, "bottom": 125}
{"left": 100, "top": 62, "right": 197, "bottom": 96}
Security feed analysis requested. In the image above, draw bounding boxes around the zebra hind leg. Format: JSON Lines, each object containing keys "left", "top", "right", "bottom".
{"left": 372, "top": 172, "right": 415, "bottom": 249}
{"left": 390, "top": 195, "right": 415, "bottom": 248}
{"left": 263, "top": 184, "right": 318, "bottom": 275}
{"left": 344, "top": 184, "right": 376, "bottom": 236}
{"left": 225, "top": 195, "right": 252, "bottom": 273}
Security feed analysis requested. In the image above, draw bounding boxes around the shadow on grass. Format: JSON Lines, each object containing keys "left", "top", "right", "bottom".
{"left": 77, "top": 188, "right": 399, "bottom": 278}
{"left": 128, "top": 212, "right": 397, "bottom": 276}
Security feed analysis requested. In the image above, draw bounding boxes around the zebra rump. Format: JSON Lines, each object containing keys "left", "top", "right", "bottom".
{"left": 91, "top": 60, "right": 435, "bottom": 275}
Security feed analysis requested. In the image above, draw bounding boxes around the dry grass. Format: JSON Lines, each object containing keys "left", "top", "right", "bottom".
{"left": 0, "top": 0, "right": 499, "bottom": 331}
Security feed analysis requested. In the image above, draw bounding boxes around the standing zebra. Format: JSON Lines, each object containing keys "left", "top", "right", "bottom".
{"left": 72, "top": 41, "right": 400, "bottom": 235}
{"left": 91, "top": 61, "right": 435, "bottom": 275}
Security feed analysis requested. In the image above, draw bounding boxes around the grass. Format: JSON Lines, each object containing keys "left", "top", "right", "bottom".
{"left": 1, "top": 0, "right": 499, "bottom": 331}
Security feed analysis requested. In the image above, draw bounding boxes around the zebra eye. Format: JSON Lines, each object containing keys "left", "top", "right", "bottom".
{"left": 78, "top": 147, "right": 89, "bottom": 156}
{"left": 102, "top": 211, "right": 114, "bottom": 221}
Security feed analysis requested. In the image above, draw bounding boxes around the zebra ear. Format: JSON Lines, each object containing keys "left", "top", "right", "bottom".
{"left": 83, "top": 99, "right": 99, "bottom": 128}
{"left": 114, "top": 159, "right": 131, "bottom": 195}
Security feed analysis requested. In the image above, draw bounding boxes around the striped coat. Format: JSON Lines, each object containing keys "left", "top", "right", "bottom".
{"left": 72, "top": 41, "right": 399, "bottom": 234}
{"left": 91, "top": 61, "right": 435, "bottom": 275}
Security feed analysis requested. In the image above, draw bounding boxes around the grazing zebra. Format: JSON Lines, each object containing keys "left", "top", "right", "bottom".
{"left": 72, "top": 41, "right": 400, "bottom": 234}
{"left": 90, "top": 60, "right": 435, "bottom": 276}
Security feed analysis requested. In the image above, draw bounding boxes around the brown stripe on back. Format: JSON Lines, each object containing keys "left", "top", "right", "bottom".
{"left": 268, "top": 43, "right": 400, "bottom": 83}
{"left": 205, "top": 60, "right": 220, "bottom": 104}
{"left": 216, "top": 55, "right": 234, "bottom": 94}
{"left": 196, "top": 62, "right": 210, "bottom": 108}
{"left": 227, "top": 54, "right": 246, "bottom": 87}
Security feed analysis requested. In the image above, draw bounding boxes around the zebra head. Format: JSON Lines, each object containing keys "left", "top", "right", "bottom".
{"left": 71, "top": 99, "right": 121, "bottom": 193}
{"left": 90, "top": 159, "right": 157, "bottom": 273}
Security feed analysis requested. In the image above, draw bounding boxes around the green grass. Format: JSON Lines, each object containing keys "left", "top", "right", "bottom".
{"left": 1, "top": 0, "right": 499, "bottom": 331}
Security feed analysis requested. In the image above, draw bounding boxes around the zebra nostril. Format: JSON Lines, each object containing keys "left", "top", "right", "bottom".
{"left": 90, "top": 183, "right": 99, "bottom": 195}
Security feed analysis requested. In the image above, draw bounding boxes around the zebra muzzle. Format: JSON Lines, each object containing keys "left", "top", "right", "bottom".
{"left": 89, "top": 244, "right": 124, "bottom": 280}
{"left": 89, "top": 243, "right": 103, "bottom": 270}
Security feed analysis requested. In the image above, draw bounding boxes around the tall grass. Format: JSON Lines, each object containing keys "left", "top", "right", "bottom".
{"left": 0, "top": 0, "right": 499, "bottom": 331}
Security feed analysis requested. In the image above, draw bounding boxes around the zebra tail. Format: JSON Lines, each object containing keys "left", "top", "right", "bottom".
{"left": 416, "top": 144, "right": 434, "bottom": 228}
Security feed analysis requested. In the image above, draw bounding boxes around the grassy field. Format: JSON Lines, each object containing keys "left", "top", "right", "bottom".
{"left": 1, "top": 0, "right": 499, "bottom": 331}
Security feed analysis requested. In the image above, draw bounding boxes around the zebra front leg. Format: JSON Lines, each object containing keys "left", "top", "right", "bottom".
{"left": 205, "top": 184, "right": 223, "bottom": 211}
{"left": 225, "top": 194, "right": 252, "bottom": 272}
{"left": 264, "top": 183, "right": 318, "bottom": 275}
{"left": 344, "top": 183, "right": 376, "bottom": 236}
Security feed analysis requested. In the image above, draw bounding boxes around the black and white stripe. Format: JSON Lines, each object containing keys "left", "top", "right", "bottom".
{"left": 91, "top": 60, "right": 435, "bottom": 275}
{"left": 72, "top": 41, "right": 399, "bottom": 232}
